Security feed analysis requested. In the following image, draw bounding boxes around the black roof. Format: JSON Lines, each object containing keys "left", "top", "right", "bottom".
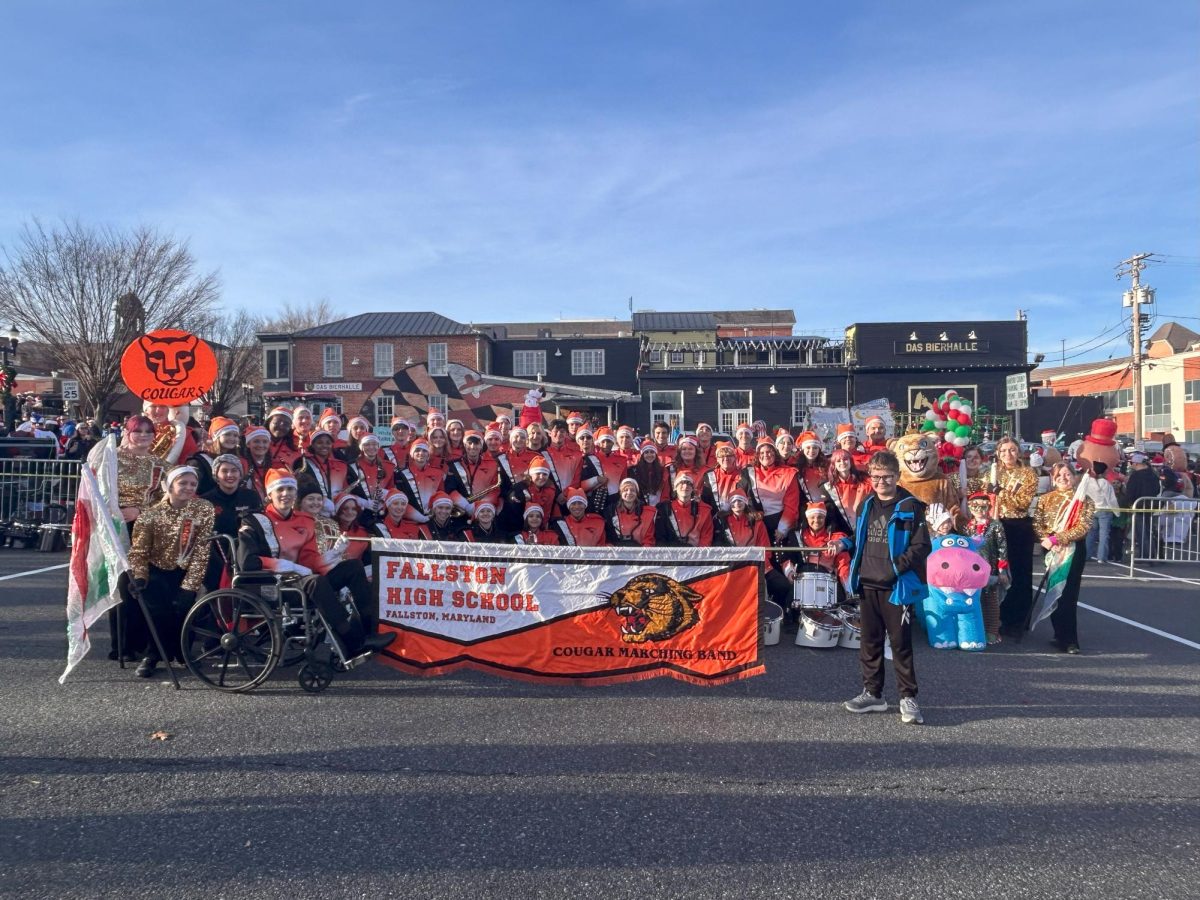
{"left": 294, "top": 312, "right": 473, "bottom": 339}
{"left": 632, "top": 310, "right": 796, "bottom": 332}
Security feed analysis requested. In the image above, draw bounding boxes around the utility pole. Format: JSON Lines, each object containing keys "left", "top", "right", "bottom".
{"left": 1118, "top": 253, "right": 1154, "bottom": 448}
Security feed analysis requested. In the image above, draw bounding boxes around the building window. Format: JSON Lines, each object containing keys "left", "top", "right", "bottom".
{"left": 669, "top": 350, "right": 685, "bottom": 365}
{"left": 1185, "top": 430, "right": 1200, "bottom": 444}
{"left": 323, "top": 344, "right": 342, "bottom": 378}
{"left": 427, "top": 393, "right": 448, "bottom": 418}
{"left": 306, "top": 396, "right": 342, "bottom": 416}
{"left": 572, "top": 349, "right": 605, "bottom": 376}
{"left": 717, "top": 390, "right": 753, "bottom": 436}
{"left": 428, "top": 342, "right": 448, "bottom": 377}
{"left": 1144, "top": 383, "right": 1172, "bottom": 432}
{"left": 374, "top": 395, "right": 394, "bottom": 428}
{"left": 1185, "top": 379, "right": 1200, "bottom": 403}
{"left": 649, "top": 391, "right": 684, "bottom": 429}
{"left": 373, "top": 343, "right": 394, "bottom": 378}
{"left": 513, "top": 350, "right": 546, "bottom": 378}
{"left": 263, "top": 346, "right": 289, "bottom": 381}
{"left": 649, "top": 349, "right": 663, "bottom": 364}
{"left": 792, "top": 388, "right": 827, "bottom": 426}
{"left": 695, "top": 351, "right": 706, "bottom": 367}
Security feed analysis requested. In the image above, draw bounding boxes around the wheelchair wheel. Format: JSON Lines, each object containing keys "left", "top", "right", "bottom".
{"left": 181, "top": 590, "right": 281, "bottom": 692}
{"left": 297, "top": 661, "right": 335, "bottom": 693}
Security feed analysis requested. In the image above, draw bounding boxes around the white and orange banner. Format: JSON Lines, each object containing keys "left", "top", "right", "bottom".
{"left": 372, "top": 540, "right": 765, "bottom": 686}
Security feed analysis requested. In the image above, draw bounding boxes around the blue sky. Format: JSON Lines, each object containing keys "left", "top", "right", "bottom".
{"left": 2, "top": 1, "right": 1197, "bottom": 364}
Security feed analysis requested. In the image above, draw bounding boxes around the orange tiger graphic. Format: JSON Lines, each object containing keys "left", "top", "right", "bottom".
{"left": 139, "top": 334, "right": 198, "bottom": 387}
{"left": 605, "top": 573, "right": 703, "bottom": 643}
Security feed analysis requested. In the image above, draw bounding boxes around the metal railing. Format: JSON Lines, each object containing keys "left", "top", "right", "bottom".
{"left": 1127, "top": 495, "right": 1200, "bottom": 573}
{"left": 0, "top": 457, "right": 79, "bottom": 548}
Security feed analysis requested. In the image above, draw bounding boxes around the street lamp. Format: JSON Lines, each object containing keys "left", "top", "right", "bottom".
{"left": 1, "top": 325, "right": 20, "bottom": 430}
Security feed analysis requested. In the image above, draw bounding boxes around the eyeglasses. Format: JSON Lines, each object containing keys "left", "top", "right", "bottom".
{"left": 868, "top": 473, "right": 896, "bottom": 482}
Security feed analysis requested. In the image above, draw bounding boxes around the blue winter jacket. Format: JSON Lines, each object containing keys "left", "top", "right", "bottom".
{"left": 848, "top": 488, "right": 931, "bottom": 606}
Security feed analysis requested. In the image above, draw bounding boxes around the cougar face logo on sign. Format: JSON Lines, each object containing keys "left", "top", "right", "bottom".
{"left": 138, "top": 334, "right": 198, "bottom": 386}
{"left": 605, "top": 573, "right": 703, "bottom": 643}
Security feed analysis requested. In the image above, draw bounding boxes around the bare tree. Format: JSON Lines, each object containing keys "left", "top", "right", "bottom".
{"left": 201, "top": 308, "right": 263, "bottom": 417}
{"left": 260, "top": 297, "right": 335, "bottom": 334}
{"left": 0, "top": 220, "right": 220, "bottom": 421}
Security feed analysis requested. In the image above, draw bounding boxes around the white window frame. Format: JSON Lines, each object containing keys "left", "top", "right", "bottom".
{"left": 1185, "top": 379, "right": 1200, "bottom": 403}
{"left": 669, "top": 350, "right": 685, "bottom": 365}
{"left": 374, "top": 395, "right": 394, "bottom": 428}
{"left": 373, "top": 343, "right": 394, "bottom": 378}
{"left": 717, "top": 390, "right": 753, "bottom": 436}
{"left": 263, "top": 346, "right": 289, "bottom": 381}
{"left": 649, "top": 349, "right": 663, "bottom": 364}
{"left": 571, "top": 349, "right": 605, "bottom": 377}
{"left": 428, "top": 342, "right": 448, "bottom": 377}
{"left": 323, "top": 344, "right": 343, "bottom": 378}
{"left": 427, "top": 393, "right": 448, "bottom": 418}
{"left": 1144, "top": 383, "right": 1172, "bottom": 432}
{"left": 513, "top": 350, "right": 547, "bottom": 378}
{"left": 791, "top": 388, "right": 827, "bottom": 427}
{"left": 649, "top": 390, "right": 684, "bottom": 429}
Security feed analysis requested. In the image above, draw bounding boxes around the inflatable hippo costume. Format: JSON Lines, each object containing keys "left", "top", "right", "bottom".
{"left": 921, "top": 534, "right": 992, "bottom": 650}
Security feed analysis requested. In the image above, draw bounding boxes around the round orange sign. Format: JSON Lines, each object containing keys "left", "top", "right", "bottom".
{"left": 120, "top": 329, "right": 218, "bottom": 405}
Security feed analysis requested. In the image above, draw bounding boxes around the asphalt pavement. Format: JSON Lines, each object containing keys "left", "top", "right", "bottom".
{"left": 1, "top": 549, "right": 1197, "bottom": 900}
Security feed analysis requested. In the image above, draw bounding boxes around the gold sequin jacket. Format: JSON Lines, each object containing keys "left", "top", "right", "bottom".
{"left": 117, "top": 448, "right": 164, "bottom": 510}
{"left": 1032, "top": 488, "right": 1095, "bottom": 545}
{"left": 993, "top": 465, "right": 1039, "bottom": 520}
{"left": 129, "top": 497, "right": 216, "bottom": 592}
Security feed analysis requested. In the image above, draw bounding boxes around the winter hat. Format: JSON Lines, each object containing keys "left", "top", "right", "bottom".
{"left": 528, "top": 455, "right": 552, "bottom": 476}
{"left": 265, "top": 468, "right": 298, "bottom": 493}
{"left": 165, "top": 465, "right": 199, "bottom": 489}
{"left": 208, "top": 416, "right": 239, "bottom": 441}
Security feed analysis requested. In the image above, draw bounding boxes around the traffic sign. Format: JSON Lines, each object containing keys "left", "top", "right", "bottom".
{"left": 60, "top": 380, "right": 80, "bottom": 401}
{"left": 1005, "top": 372, "right": 1029, "bottom": 411}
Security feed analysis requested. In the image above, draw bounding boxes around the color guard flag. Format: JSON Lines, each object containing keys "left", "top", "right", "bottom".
{"left": 1029, "top": 478, "right": 1089, "bottom": 628}
{"left": 60, "top": 437, "right": 131, "bottom": 684}
{"left": 372, "top": 540, "right": 766, "bottom": 686}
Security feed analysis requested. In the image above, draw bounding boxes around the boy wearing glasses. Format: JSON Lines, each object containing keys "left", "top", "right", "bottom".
{"left": 846, "top": 451, "right": 932, "bottom": 724}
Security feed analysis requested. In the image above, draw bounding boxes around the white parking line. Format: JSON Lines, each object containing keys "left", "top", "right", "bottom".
{"left": 0, "top": 563, "right": 69, "bottom": 581}
{"left": 1079, "top": 603, "right": 1200, "bottom": 650}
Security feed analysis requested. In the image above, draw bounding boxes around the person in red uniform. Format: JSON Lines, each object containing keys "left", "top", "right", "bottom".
{"left": 733, "top": 423, "right": 757, "bottom": 470}
{"left": 417, "top": 491, "right": 465, "bottom": 541}
{"left": 514, "top": 503, "right": 559, "bottom": 545}
{"left": 655, "top": 472, "right": 715, "bottom": 548}
{"left": 506, "top": 454, "right": 560, "bottom": 529}
{"left": 740, "top": 437, "right": 801, "bottom": 543}
{"left": 383, "top": 417, "right": 411, "bottom": 469}
{"left": 565, "top": 410, "right": 586, "bottom": 437}
{"left": 291, "top": 406, "right": 316, "bottom": 454}
{"left": 795, "top": 431, "right": 828, "bottom": 504}
{"left": 372, "top": 490, "right": 421, "bottom": 540}
{"left": 545, "top": 419, "right": 584, "bottom": 498}
{"left": 317, "top": 409, "right": 348, "bottom": 451}
{"left": 647, "top": 421, "right": 675, "bottom": 464}
{"left": 295, "top": 430, "right": 355, "bottom": 513}
{"left": 242, "top": 425, "right": 274, "bottom": 504}
{"left": 504, "top": 425, "right": 539, "bottom": 484}
{"left": 827, "top": 448, "right": 872, "bottom": 528}
{"left": 445, "top": 419, "right": 467, "bottom": 462}
{"left": 447, "top": 429, "right": 505, "bottom": 516}
{"left": 614, "top": 425, "right": 641, "bottom": 466}
{"left": 716, "top": 488, "right": 771, "bottom": 550}
{"left": 333, "top": 493, "right": 373, "bottom": 563}
{"left": 349, "top": 434, "right": 396, "bottom": 520}
{"left": 394, "top": 438, "right": 449, "bottom": 523}
{"left": 592, "top": 427, "right": 629, "bottom": 511}
{"left": 264, "top": 406, "right": 303, "bottom": 469}
{"left": 555, "top": 487, "right": 608, "bottom": 546}
{"left": 188, "top": 416, "right": 244, "bottom": 495}
{"left": 629, "top": 442, "right": 668, "bottom": 507}
{"left": 834, "top": 424, "right": 861, "bottom": 467}
{"left": 780, "top": 501, "right": 853, "bottom": 597}
{"left": 605, "top": 477, "right": 657, "bottom": 547}
{"left": 668, "top": 435, "right": 709, "bottom": 486}
{"left": 695, "top": 423, "right": 717, "bottom": 468}
{"left": 775, "top": 429, "right": 800, "bottom": 467}
{"left": 463, "top": 500, "right": 511, "bottom": 544}
{"left": 700, "top": 442, "right": 745, "bottom": 519}
{"left": 426, "top": 426, "right": 452, "bottom": 471}
{"left": 574, "top": 426, "right": 607, "bottom": 503}
{"left": 236, "top": 469, "right": 394, "bottom": 659}
{"left": 854, "top": 415, "right": 889, "bottom": 471}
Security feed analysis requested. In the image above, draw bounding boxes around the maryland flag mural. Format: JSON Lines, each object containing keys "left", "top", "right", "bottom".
{"left": 373, "top": 540, "right": 766, "bottom": 686}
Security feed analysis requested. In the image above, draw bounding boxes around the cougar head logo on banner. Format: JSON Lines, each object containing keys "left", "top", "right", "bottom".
{"left": 138, "top": 333, "right": 198, "bottom": 386}
{"left": 605, "top": 573, "right": 703, "bottom": 643}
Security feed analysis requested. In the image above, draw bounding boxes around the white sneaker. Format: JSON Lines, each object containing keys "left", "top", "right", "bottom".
{"left": 844, "top": 690, "right": 888, "bottom": 713}
{"left": 899, "top": 697, "right": 924, "bottom": 725}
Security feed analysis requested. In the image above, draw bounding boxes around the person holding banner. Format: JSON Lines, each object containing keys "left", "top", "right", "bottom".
{"left": 992, "top": 436, "right": 1040, "bottom": 642}
{"left": 334, "top": 493, "right": 374, "bottom": 561}
{"left": 1033, "top": 463, "right": 1094, "bottom": 653}
{"left": 606, "top": 477, "right": 657, "bottom": 547}
{"left": 237, "top": 469, "right": 394, "bottom": 660}
{"left": 515, "top": 503, "right": 559, "bottom": 545}
{"left": 556, "top": 487, "right": 607, "bottom": 546}
{"left": 740, "top": 438, "right": 800, "bottom": 544}
{"left": 417, "top": 492, "right": 466, "bottom": 541}
{"left": 655, "top": 472, "right": 714, "bottom": 548}
{"left": 463, "top": 499, "right": 510, "bottom": 544}
{"left": 126, "top": 466, "right": 215, "bottom": 678}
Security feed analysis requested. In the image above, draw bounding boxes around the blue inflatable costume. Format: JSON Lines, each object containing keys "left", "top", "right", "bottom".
{"left": 922, "top": 535, "right": 991, "bottom": 650}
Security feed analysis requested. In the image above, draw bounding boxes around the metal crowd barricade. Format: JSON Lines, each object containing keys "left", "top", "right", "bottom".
{"left": 1127, "top": 495, "right": 1200, "bottom": 574}
{"left": 0, "top": 455, "right": 80, "bottom": 549}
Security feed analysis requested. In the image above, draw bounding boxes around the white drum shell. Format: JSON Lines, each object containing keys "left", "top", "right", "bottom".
{"left": 835, "top": 609, "right": 862, "bottom": 649}
{"left": 793, "top": 571, "right": 837, "bottom": 609}
{"left": 795, "top": 607, "right": 843, "bottom": 648}
{"left": 760, "top": 600, "right": 784, "bottom": 646}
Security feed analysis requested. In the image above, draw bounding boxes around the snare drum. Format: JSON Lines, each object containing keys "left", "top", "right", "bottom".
{"left": 795, "top": 607, "right": 843, "bottom": 648}
{"left": 760, "top": 600, "right": 784, "bottom": 646}
{"left": 834, "top": 606, "right": 861, "bottom": 649}
{"left": 793, "top": 571, "right": 837, "bottom": 609}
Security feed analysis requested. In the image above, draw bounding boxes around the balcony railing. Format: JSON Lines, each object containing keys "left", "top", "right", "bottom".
{"left": 642, "top": 339, "right": 845, "bottom": 371}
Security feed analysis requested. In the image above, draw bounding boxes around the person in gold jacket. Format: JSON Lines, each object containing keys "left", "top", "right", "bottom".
{"left": 126, "top": 466, "right": 215, "bottom": 678}
{"left": 1033, "top": 462, "right": 1095, "bottom": 654}
{"left": 990, "top": 437, "right": 1040, "bottom": 641}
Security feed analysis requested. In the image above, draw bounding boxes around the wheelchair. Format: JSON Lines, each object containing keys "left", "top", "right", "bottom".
{"left": 179, "top": 535, "right": 368, "bottom": 693}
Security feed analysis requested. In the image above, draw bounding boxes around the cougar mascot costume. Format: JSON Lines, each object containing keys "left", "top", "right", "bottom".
{"left": 894, "top": 433, "right": 960, "bottom": 525}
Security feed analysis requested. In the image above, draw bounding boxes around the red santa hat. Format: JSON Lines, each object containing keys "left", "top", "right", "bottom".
{"left": 729, "top": 488, "right": 749, "bottom": 506}
{"left": 265, "top": 468, "right": 297, "bottom": 493}
{"left": 266, "top": 406, "right": 293, "bottom": 423}
{"left": 319, "top": 408, "right": 343, "bottom": 427}
{"left": 390, "top": 416, "right": 412, "bottom": 430}
{"left": 673, "top": 471, "right": 695, "bottom": 485}
{"left": 676, "top": 435, "right": 699, "bottom": 449}
{"left": 864, "top": 415, "right": 885, "bottom": 431}
{"left": 564, "top": 487, "right": 589, "bottom": 508}
{"left": 617, "top": 425, "right": 636, "bottom": 438}
{"left": 484, "top": 421, "right": 502, "bottom": 434}
{"left": 696, "top": 422, "right": 714, "bottom": 434}
{"left": 836, "top": 423, "right": 857, "bottom": 440}
{"left": 528, "top": 455, "right": 552, "bottom": 475}
{"left": 797, "top": 431, "right": 821, "bottom": 449}
{"left": 474, "top": 499, "right": 497, "bottom": 515}
{"left": 332, "top": 493, "right": 361, "bottom": 516}
{"left": 429, "top": 491, "right": 454, "bottom": 509}
{"left": 346, "top": 416, "right": 371, "bottom": 432}
{"left": 619, "top": 476, "right": 641, "bottom": 492}
{"left": 639, "top": 443, "right": 659, "bottom": 457}
{"left": 409, "top": 438, "right": 431, "bottom": 454}
{"left": 381, "top": 490, "right": 409, "bottom": 510}
{"left": 594, "top": 426, "right": 615, "bottom": 445}
{"left": 309, "top": 430, "right": 334, "bottom": 444}
{"left": 566, "top": 411, "right": 585, "bottom": 425}
{"left": 244, "top": 424, "right": 270, "bottom": 442}
{"left": 736, "top": 422, "right": 754, "bottom": 436}
{"left": 508, "top": 425, "right": 527, "bottom": 438}
{"left": 714, "top": 441, "right": 735, "bottom": 457}
{"left": 358, "top": 433, "right": 381, "bottom": 448}
{"left": 805, "top": 501, "right": 827, "bottom": 516}
{"left": 464, "top": 429, "right": 484, "bottom": 442}
{"left": 523, "top": 503, "right": 545, "bottom": 520}
{"left": 575, "top": 425, "right": 594, "bottom": 438}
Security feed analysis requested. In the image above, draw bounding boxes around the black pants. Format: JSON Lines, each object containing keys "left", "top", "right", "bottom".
{"left": 1132, "top": 512, "right": 1157, "bottom": 561}
{"left": 137, "top": 565, "right": 188, "bottom": 663}
{"left": 999, "top": 517, "right": 1035, "bottom": 631}
{"left": 325, "top": 559, "right": 376, "bottom": 630}
{"left": 859, "top": 586, "right": 917, "bottom": 699}
{"left": 110, "top": 571, "right": 148, "bottom": 660}
{"left": 1050, "top": 539, "right": 1087, "bottom": 646}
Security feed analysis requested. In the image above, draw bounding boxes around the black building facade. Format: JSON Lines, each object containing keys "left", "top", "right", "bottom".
{"left": 492, "top": 335, "right": 641, "bottom": 422}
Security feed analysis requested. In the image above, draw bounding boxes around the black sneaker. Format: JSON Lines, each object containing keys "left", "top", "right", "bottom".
{"left": 844, "top": 690, "right": 887, "bottom": 713}
{"left": 361, "top": 633, "right": 396, "bottom": 653}
{"left": 135, "top": 657, "right": 157, "bottom": 678}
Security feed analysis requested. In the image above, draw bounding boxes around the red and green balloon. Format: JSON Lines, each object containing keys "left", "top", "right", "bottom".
{"left": 920, "top": 389, "right": 974, "bottom": 448}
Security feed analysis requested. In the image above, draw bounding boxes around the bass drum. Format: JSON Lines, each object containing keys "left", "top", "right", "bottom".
{"left": 760, "top": 599, "right": 784, "bottom": 646}
{"left": 795, "top": 607, "right": 843, "bottom": 648}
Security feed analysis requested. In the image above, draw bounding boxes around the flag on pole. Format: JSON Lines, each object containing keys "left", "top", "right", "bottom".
{"left": 59, "top": 436, "right": 131, "bottom": 684}
{"left": 1029, "top": 479, "right": 1089, "bottom": 628}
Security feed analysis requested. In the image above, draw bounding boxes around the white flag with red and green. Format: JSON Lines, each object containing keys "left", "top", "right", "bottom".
{"left": 59, "top": 437, "right": 131, "bottom": 684}
{"left": 1030, "top": 479, "right": 1089, "bottom": 628}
